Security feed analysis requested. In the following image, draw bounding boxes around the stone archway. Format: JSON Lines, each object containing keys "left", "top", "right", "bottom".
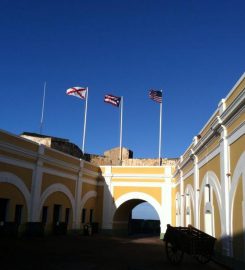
{"left": 112, "top": 192, "right": 163, "bottom": 235}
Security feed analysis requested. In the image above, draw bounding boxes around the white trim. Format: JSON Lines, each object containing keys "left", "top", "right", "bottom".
{"left": 42, "top": 167, "right": 77, "bottom": 181}
{"left": 182, "top": 168, "right": 194, "bottom": 181}
{"left": 80, "top": 190, "right": 97, "bottom": 210}
{"left": 197, "top": 146, "right": 220, "bottom": 169}
{"left": 0, "top": 171, "right": 31, "bottom": 219}
{"left": 111, "top": 181, "right": 165, "bottom": 187}
{"left": 223, "top": 72, "right": 245, "bottom": 102}
{"left": 185, "top": 184, "right": 195, "bottom": 212}
{"left": 103, "top": 174, "right": 167, "bottom": 179}
{"left": 39, "top": 183, "right": 75, "bottom": 222}
{"left": 199, "top": 171, "right": 223, "bottom": 234}
{"left": 227, "top": 121, "right": 245, "bottom": 146}
{"left": 230, "top": 151, "right": 245, "bottom": 237}
{"left": 0, "top": 155, "right": 35, "bottom": 170}
{"left": 113, "top": 192, "right": 164, "bottom": 232}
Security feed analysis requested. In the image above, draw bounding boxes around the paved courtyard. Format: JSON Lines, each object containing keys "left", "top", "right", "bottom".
{"left": 0, "top": 234, "right": 229, "bottom": 270}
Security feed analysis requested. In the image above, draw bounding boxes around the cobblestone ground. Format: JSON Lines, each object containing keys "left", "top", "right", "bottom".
{"left": 0, "top": 234, "right": 229, "bottom": 270}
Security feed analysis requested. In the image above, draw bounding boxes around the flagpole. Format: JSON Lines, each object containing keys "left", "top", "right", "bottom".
{"left": 40, "top": 81, "right": 46, "bottom": 134}
{"left": 119, "top": 96, "right": 123, "bottom": 162}
{"left": 82, "top": 87, "right": 88, "bottom": 153}
{"left": 158, "top": 90, "right": 163, "bottom": 165}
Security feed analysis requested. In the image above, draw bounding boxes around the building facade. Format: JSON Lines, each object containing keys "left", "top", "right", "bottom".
{"left": 0, "top": 73, "right": 244, "bottom": 264}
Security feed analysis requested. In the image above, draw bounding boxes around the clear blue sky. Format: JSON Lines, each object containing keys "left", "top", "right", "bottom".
{"left": 1, "top": 0, "right": 245, "bottom": 160}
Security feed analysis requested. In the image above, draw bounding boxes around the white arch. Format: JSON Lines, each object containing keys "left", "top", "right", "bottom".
{"left": 113, "top": 192, "right": 163, "bottom": 230}
{"left": 175, "top": 192, "right": 181, "bottom": 213}
{"left": 80, "top": 190, "right": 97, "bottom": 211}
{"left": 39, "top": 183, "right": 75, "bottom": 221}
{"left": 0, "top": 171, "right": 31, "bottom": 214}
{"left": 199, "top": 171, "right": 223, "bottom": 233}
{"left": 185, "top": 184, "right": 195, "bottom": 225}
{"left": 230, "top": 151, "right": 245, "bottom": 236}
{"left": 185, "top": 184, "right": 195, "bottom": 210}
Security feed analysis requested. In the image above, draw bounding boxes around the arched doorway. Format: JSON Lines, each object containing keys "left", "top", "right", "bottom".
{"left": 112, "top": 192, "right": 162, "bottom": 236}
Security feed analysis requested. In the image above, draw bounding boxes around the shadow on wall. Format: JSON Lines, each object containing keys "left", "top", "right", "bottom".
{"left": 212, "top": 231, "right": 245, "bottom": 269}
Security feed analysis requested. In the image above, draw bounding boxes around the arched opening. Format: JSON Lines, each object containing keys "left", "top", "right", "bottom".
{"left": 131, "top": 202, "right": 160, "bottom": 235}
{"left": 113, "top": 199, "right": 160, "bottom": 236}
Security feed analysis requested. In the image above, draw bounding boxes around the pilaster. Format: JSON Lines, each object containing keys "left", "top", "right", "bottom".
{"left": 220, "top": 124, "right": 231, "bottom": 256}
{"left": 29, "top": 144, "right": 45, "bottom": 222}
{"left": 73, "top": 159, "right": 84, "bottom": 229}
{"left": 102, "top": 166, "right": 113, "bottom": 230}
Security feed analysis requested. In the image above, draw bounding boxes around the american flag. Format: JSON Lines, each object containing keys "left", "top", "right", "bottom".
{"left": 149, "top": 90, "right": 162, "bottom": 103}
{"left": 66, "top": 87, "right": 87, "bottom": 99}
{"left": 104, "top": 94, "right": 121, "bottom": 107}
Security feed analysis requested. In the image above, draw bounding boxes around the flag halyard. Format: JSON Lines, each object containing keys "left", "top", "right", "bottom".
{"left": 149, "top": 90, "right": 162, "bottom": 103}
{"left": 104, "top": 94, "right": 121, "bottom": 107}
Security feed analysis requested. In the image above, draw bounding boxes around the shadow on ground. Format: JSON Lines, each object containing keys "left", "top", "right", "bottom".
{"left": 0, "top": 234, "right": 228, "bottom": 270}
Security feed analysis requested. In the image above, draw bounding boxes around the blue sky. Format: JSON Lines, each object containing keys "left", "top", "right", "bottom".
{"left": 1, "top": 0, "right": 245, "bottom": 159}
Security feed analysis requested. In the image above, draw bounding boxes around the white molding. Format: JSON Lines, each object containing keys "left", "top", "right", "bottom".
{"left": 227, "top": 121, "right": 245, "bottom": 146}
{"left": 103, "top": 173, "right": 167, "bottom": 179}
{"left": 199, "top": 171, "right": 223, "bottom": 234}
{"left": 223, "top": 72, "right": 245, "bottom": 105}
{"left": 230, "top": 151, "right": 245, "bottom": 237}
{"left": 112, "top": 181, "right": 165, "bottom": 188}
{"left": 42, "top": 167, "right": 77, "bottom": 181}
{"left": 0, "top": 154, "right": 35, "bottom": 170}
{"left": 80, "top": 190, "right": 97, "bottom": 210}
{"left": 197, "top": 146, "right": 220, "bottom": 169}
{"left": 0, "top": 172, "right": 31, "bottom": 219}
{"left": 182, "top": 168, "right": 194, "bottom": 181}
{"left": 185, "top": 184, "right": 195, "bottom": 212}
{"left": 39, "top": 183, "right": 75, "bottom": 222}
{"left": 113, "top": 192, "right": 164, "bottom": 231}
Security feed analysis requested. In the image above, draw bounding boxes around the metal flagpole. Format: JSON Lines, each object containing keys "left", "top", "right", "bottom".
{"left": 119, "top": 96, "right": 123, "bottom": 162}
{"left": 82, "top": 87, "right": 88, "bottom": 153}
{"left": 158, "top": 90, "right": 163, "bottom": 165}
{"left": 40, "top": 81, "right": 46, "bottom": 134}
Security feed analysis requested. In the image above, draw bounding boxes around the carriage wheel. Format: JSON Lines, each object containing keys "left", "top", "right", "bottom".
{"left": 165, "top": 241, "right": 184, "bottom": 265}
{"left": 195, "top": 253, "right": 211, "bottom": 264}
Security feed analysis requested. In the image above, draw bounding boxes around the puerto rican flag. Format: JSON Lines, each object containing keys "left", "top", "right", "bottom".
{"left": 66, "top": 87, "right": 87, "bottom": 99}
{"left": 104, "top": 94, "right": 121, "bottom": 107}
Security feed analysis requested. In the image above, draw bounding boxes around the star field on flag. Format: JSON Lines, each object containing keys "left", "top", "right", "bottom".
{"left": 149, "top": 90, "right": 162, "bottom": 103}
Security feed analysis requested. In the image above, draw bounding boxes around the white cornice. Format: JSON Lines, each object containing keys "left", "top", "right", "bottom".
{"left": 223, "top": 72, "right": 245, "bottom": 101}
{"left": 111, "top": 181, "right": 166, "bottom": 187}
{"left": 102, "top": 173, "right": 169, "bottom": 179}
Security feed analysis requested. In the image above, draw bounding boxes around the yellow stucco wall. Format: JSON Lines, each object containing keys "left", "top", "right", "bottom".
{"left": 227, "top": 114, "right": 245, "bottom": 135}
{"left": 183, "top": 175, "right": 194, "bottom": 191}
{"left": 0, "top": 132, "right": 38, "bottom": 152}
{"left": 84, "top": 162, "right": 101, "bottom": 173}
{"left": 171, "top": 187, "right": 176, "bottom": 225}
{"left": 0, "top": 183, "right": 28, "bottom": 222}
{"left": 111, "top": 167, "right": 164, "bottom": 175}
{"left": 199, "top": 154, "right": 221, "bottom": 184}
{"left": 45, "top": 148, "right": 80, "bottom": 166}
{"left": 182, "top": 161, "right": 193, "bottom": 176}
{"left": 225, "top": 78, "right": 245, "bottom": 107}
{"left": 81, "top": 183, "right": 97, "bottom": 197}
{"left": 41, "top": 173, "right": 76, "bottom": 196}
{"left": 0, "top": 149, "right": 36, "bottom": 164}
{"left": 113, "top": 186, "right": 162, "bottom": 205}
{"left": 232, "top": 176, "right": 244, "bottom": 260}
{"left": 0, "top": 163, "right": 33, "bottom": 191}
{"left": 41, "top": 191, "right": 73, "bottom": 230}
{"left": 230, "top": 135, "right": 245, "bottom": 176}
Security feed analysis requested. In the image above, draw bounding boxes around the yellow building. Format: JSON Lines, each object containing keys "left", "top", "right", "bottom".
{"left": 0, "top": 72, "right": 244, "bottom": 264}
